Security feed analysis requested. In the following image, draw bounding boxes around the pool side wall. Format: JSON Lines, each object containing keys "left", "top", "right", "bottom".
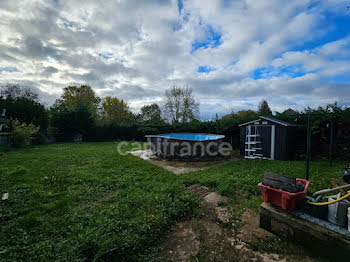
{"left": 147, "top": 136, "right": 224, "bottom": 159}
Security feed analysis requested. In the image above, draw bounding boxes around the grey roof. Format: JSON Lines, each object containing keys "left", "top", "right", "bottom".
{"left": 239, "top": 116, "right": 295, "bottom": 127}
{"left": 238, "top": 119, "right": 260, "bottom": 127}
{"left": 259, "top": 116, "right": 296, "bottom": 126}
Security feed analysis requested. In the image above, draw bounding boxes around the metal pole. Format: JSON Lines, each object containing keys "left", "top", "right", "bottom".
{"left": 306, "top": 114, "right": 311, "bottom": 181}
{"left": 329, "top": 120, "right": 334, "bottom": 166}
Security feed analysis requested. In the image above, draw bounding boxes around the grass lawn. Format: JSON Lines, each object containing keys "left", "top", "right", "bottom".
{"left": 0, "top": 142, "right": 346, "bottom": 261}
{"left": 0, "top": 142, "right": 199, "bottom": 261}
{"left": 179, "top": 157, "right": 346, "bottom": 211}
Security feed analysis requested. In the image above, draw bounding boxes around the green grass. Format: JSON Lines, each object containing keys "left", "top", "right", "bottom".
{"left": 0, "top": 142, "right": 199, "bottom": 261}
{"left": 179, "top": 158, "right": 346, "bottom": 211}
{"left": 0, "top": 142, "right": 346, "bottom": 261}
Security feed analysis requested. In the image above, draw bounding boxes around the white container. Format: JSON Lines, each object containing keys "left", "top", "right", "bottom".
{"left": 348, "top": 207, "right": 350, "bottom": 232}
{"left": 327, "top": 196, "right": 350, "bottom": 228}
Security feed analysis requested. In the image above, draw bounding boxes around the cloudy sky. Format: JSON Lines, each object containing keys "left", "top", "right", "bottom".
{"left": 0, "top": 0, "right": 350, "bottom": 119}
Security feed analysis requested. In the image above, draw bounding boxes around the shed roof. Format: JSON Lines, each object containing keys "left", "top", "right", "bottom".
{"left": 239, "top": 116, "right": 295, "bottom": 127}
{"left": 260, "top": 116, "right": 295, "bottom": 126}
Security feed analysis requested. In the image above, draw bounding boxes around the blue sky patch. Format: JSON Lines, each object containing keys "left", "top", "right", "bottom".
{"left": 278, "top": 65, "right": 307, "bottom": 78}
{"left": 173, "top": 7, "right": 190, "bottom": 31}
{"left": 0, "top": 66, "right": 19, "bottom": 73}
{"left": 291, "top": 13, "right": 350, "bottom": 52}
{"left": 250, "top": 66, "right": 274, "bottom": 80}
{"left": 177, "top": 0, "right": 183, "bottom": 14}
{"left": 251, "top": 65, "right": 307, "bottom": 80}
{"left": 46, "top": 55, "right": 57, "bottom": 63}
{"left": 327, "top": 74, "right": 350, "bottom": 83}
{"left": 98, "top": 53, "right": 113, "bottom": 60}
{"left": 198, "top": 65, "right": 215, "bottom": 73}
{"left": 191, "top": 25, "right": 222, "bottom": 52}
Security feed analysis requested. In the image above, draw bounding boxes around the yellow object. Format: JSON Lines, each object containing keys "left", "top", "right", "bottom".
{"left": 308, "top": 191, "right": 350, "bottom": 206}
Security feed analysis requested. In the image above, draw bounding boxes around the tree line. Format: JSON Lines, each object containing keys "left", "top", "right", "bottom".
{"left": 0, "top": 83, "right": 349, "bottom": 160}
{"left": 0, "top": 84, "right": 200, "bottom": 144}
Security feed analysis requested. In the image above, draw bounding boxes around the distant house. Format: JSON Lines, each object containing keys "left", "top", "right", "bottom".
{"left": 0, "top": 108, "right": 9, "bottom": 132}
{"left": 283, "top": 108, "right": 297, "bottom": 115}
{"left": 239, "top": 116, "right": 297, "bottom": 161}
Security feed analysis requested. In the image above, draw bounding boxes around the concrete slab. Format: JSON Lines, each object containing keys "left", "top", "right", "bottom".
{"left": 260, "top": 202, "right": 350, "bottom": 261}
{"left": 203, "top": 192, "right": 228, "bottom": 205}
{"left": 128, "top": 149, "right": 239, "bottom": 174}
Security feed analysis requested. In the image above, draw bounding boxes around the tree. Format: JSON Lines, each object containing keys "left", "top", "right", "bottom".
{"left": 235, "top": 110, "right": 258, "bottom": 123}
{"left": 50, "top": 85, "right": 99, "bottom": 140}
{"left": 101, "top": 96, "right": 134, "bottom": 125}
{"left": 163, "top": 85, "right": 199, "bottom": 123}
{"left": 1, "top": 83, "right": 39, "bottom": 102}
{"left": 258, "top": 100, "right": 272, "bottom": 116}
{"left": 140, "top": 104, "right": 162, "bottom": 124}
{"left": 50, "top": 103, "right": 94, "bottom": 140}
{"left": 0, "top": 85, "right": 48, "bottom": 131}
{"left": 11, "top": 120, "right": 40, "bottom": 147}
{"left": 56, "top": 85, "right": 100, "bottom": 120}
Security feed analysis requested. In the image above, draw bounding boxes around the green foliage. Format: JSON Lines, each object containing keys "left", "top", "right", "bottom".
{"left": 11, "top": 119, "right": 39, "bottom": 147}
{"left": 258, "top": 99, "right": 272, "bottom": 116}
{"left": 101, "top": 96, "right": 134, "bottom": 125}
{"left": 56, "top": 85, "right": 101, "bottom": 120}
{"left": 274, "top": 102, "right": 350, "bottom": 159}
{"left": 139, "top": 103, "right": 163, "bottom": 124}
{"left": 0, "top": 91, "right": 48, "bottom": 131}
{"left": 50, "top": 104, "right": 94, "bottom": 140}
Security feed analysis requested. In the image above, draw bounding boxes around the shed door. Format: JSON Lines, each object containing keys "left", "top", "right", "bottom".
{"left": 258, "top": 125, "right": 271, "bottom": 159}
{"left": 245, "top": 124, "right": 275, "bottom": 159}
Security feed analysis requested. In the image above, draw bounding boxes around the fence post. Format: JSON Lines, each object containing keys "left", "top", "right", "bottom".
{"left": 329, "top": 120, "right": 334, "bottom": 166}
{"left": 306, "top": 114, "right": 311, "bottom": 181}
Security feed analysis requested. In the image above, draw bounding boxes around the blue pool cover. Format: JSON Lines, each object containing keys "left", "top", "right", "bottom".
{"left": 152, "top": 133, "right": 224, "bottom": 141}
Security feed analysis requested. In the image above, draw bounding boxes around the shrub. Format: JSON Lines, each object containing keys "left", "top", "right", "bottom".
{"left": 11, "top": 120, "right": 39, "bottom": 147}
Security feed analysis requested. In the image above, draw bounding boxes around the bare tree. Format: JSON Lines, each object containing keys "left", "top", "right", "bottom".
{"left": 163, "top": 85, "right": 199, "bottom": 123}
{"left": 0, "top": 84, "right": 39, "bottom": 101}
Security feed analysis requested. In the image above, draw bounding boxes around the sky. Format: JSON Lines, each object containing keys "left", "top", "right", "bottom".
{"left": 0, "top": 0, "right": 350, "bottom": 119}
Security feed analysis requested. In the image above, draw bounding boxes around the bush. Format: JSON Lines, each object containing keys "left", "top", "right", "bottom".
{"left": 11, "top": 120, "right": 39, "bottom": 147}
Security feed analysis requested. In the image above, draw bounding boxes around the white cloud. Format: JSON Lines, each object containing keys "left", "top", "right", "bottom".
{"left": 0, "top": 0, "right": 349, "bottom": 119}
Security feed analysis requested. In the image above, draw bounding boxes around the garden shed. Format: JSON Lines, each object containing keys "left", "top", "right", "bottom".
{"left": 239, "top": 116, "right": 296, "bottom": 161}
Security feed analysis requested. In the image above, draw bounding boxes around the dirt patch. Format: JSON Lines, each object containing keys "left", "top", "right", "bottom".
{"left": 129, "top": 149, "right": 239, "bottom": 174}
{"left": 234, "top": 209, "right": 317, "bottom": 262}
{"left": 157, "top": 185, "right": 318, "bottom": 262}
{"left": 157, "top": 221, "right": 201, "bottom": 261}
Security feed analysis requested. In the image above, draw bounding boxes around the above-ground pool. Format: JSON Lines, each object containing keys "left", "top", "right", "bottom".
{"left": 145, "top": 133, "right": 225, "bottom": 159}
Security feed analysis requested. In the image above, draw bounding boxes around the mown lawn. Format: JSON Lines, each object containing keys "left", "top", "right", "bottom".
{"left": 179, "top": 157, "right": 346, "bottom": 211}
{"left": 0, "top": 142, "right": 199, "bottom": 261}
{"left": 0, "top": 142, "right": 346, "bottom": 261}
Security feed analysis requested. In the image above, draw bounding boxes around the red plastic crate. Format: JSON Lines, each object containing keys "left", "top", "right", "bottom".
{"left": 258, "top": 179, "right": 309, "bottom": 210}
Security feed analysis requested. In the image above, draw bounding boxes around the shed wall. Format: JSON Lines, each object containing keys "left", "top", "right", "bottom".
{"left": 239, "top": 117, "right": 296, "bottom": 161}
